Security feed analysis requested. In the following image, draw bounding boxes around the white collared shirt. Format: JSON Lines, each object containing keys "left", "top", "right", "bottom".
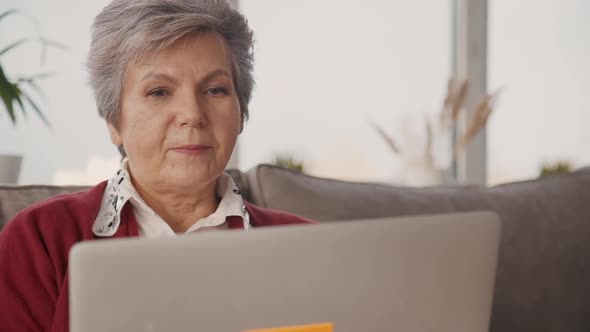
{"left": 93, "top": 159, "right": 250, "bottom": 237}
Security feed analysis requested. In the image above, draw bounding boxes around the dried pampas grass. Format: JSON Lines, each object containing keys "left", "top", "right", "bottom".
{"left": 440, "top": 79, "right": 469, "bottom": 128}
{"left": 369, "top": 118, "right": 401, "bottom": 155}
{"left": 454, "top": 90, "right": 501, "bottom": 156}
{"left": 369, "top": 77, "right": 500, "bottom": 174}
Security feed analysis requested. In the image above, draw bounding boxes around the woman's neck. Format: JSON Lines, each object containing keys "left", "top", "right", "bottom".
{"left": 130, "top": 175, "right": 220, "bottom": 233}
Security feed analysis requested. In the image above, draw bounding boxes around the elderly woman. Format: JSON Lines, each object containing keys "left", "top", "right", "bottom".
{"left": 0, "top": 0, "right": 312, "bottom": 331}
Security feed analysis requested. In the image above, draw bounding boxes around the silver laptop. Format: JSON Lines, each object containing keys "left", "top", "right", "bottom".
{"left": 70, "top": 211, "right": 501, "bottom": 332}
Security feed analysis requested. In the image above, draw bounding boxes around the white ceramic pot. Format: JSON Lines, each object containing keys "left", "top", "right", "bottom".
{"left": 0, "top": 154, "right": 23, "bottom": 185}
{"left": 398, "top": 156, "right": 449, "bottom": 187}
{"left": 401, "top": 166, "right": 447, "bottom": 187}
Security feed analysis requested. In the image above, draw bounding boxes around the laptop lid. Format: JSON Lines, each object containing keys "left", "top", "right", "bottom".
{"left": 70, "top": 211, "right": 501, "bottom": 332}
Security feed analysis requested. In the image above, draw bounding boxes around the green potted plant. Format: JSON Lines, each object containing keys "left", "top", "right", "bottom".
{"left": 539, "top": 161, "right": 573, "bottom": 178}
{"left": 0, "top": 9, "right": 59, "bottom": 184}
{"left": 271, "top": 153, "right": 305, "bottom": 173}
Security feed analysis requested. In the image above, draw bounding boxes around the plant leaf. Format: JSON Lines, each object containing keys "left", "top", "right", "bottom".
{"left": 369, "top": 119, "right": 401, "bottom": 155}
{"left": 16, "top": 72, "right": 53, "bottom": 100}
{"left": 38, "top": 37, "right": 68, "bottom": 64}
{"left": 19, "top": 79, "right": 46, "bottom": 100}
{"left": 17, "top": 72, "right": 54, "bottom": 81}
{"left": 0, "top": 64, "right": 17, "bottom": 124}
{"left": 13, "top": 87, "right": 27, "bottom": 118}
{"left": 20, "top": 91, "right": 51, "bottom": 128}
{"left": 39, "top": 37, "right": 67, "bottom": 50}
{"left": 0, "top": 38, "right": 31, "bottom": 57}
{"left": 0, "top": 9, "right": 19, "bottom": 23}
{"left": 0, "top": 88, "right": 17, "bottom": 124}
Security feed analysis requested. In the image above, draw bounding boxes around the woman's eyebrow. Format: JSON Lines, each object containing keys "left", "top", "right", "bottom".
{"left": 140, "top": 72, "right": 179, "bottom": 85}
{"left": 200, "top": 68, "right": 232, "bottom": 84}
{"left": 140, "top": 69, "right": 231, "bottom": 84}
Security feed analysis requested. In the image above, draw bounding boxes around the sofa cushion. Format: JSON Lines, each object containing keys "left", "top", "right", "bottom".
{"left": 245, "top": 164, "right": 493, "bottom": 220}
{"left": 486, "top": 168, "right": 590, "bottom": 332}
{"left": 246, "top": 164, "right": 590, "bottom": 332}
{"left": 0, "top": 185, "right": 90, "bottom": 230}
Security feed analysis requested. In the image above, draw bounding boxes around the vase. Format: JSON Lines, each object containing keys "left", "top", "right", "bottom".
{"left": 0, "top": 154, "right": 23, "bottom": 185}
{"left": 398, "top": 157, "right": 448, "bottom": 187}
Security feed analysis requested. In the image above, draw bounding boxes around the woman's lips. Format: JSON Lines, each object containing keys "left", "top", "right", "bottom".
{"left": 171, "top": 145, "right": 212, "bottom": 156}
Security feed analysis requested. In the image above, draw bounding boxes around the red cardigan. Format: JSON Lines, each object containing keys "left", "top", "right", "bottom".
{"left": 0, "top": 181, "right": 313, "bottom": 332}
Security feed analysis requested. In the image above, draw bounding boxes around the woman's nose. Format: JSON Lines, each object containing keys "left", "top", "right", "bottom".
{"left": 177, "top": 93, "right": 207, "bottom": 128}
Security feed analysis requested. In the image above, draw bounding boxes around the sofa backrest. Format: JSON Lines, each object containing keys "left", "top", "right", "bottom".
{"left": 243, "top": 165, "right": 590, "bottom": 332}
{"left": 0, "top": 185, "right": 90, "bottom": 229}
{"left": 243, "top": 164, "right": 494, "bottom": 220}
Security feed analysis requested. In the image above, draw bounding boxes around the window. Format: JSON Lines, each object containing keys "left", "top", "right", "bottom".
{"left": 488, "top": 0, "right": 590, "bottom": 184}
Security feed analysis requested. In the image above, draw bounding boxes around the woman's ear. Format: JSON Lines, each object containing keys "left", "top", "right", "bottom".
{"left": 107, "top": 123, "right": 123, "bottom": 146}
{"left": 238, "top": 109, "right": 246, "bottom": 134}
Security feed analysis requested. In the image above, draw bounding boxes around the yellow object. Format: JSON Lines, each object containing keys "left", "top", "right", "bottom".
{"left": 243, "top": 322, "right": 333, "bottom": 332}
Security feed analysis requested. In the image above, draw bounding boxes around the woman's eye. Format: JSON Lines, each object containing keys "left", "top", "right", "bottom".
{"left": 206, "top": 87, "right": 228, "bottom": 96}
{"left": 147, "top": 88, "right": 170, "bottom": 98}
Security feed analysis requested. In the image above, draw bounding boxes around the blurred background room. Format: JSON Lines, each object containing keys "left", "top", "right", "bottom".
{"left": 0, "top": 0, "right": 588, "bottom": 187}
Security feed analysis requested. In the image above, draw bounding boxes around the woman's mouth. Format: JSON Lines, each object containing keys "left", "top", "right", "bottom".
{"left": 171, "top": 145, "right": 213, "bottom": 156}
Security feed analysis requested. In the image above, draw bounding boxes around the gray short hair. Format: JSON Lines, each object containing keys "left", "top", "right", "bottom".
{"left": 87, "top": 0, "right": 254, "bottom": 129}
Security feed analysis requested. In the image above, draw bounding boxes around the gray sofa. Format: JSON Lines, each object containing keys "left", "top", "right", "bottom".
{"left": 1, "top": 165, "right": 590, "bottom": 332}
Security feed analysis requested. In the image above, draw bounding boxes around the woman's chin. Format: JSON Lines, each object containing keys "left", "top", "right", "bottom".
{"left": 161, "top": 169, "right": 220, "bottom": 188}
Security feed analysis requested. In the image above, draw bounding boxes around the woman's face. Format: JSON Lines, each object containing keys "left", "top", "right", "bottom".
{"left": 109, "top": 32, "right": 241, "bottom": 191}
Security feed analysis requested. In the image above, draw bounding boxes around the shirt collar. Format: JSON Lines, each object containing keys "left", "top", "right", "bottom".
{"left": 93, "top": 159, "right": 249, "bottom": 237}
